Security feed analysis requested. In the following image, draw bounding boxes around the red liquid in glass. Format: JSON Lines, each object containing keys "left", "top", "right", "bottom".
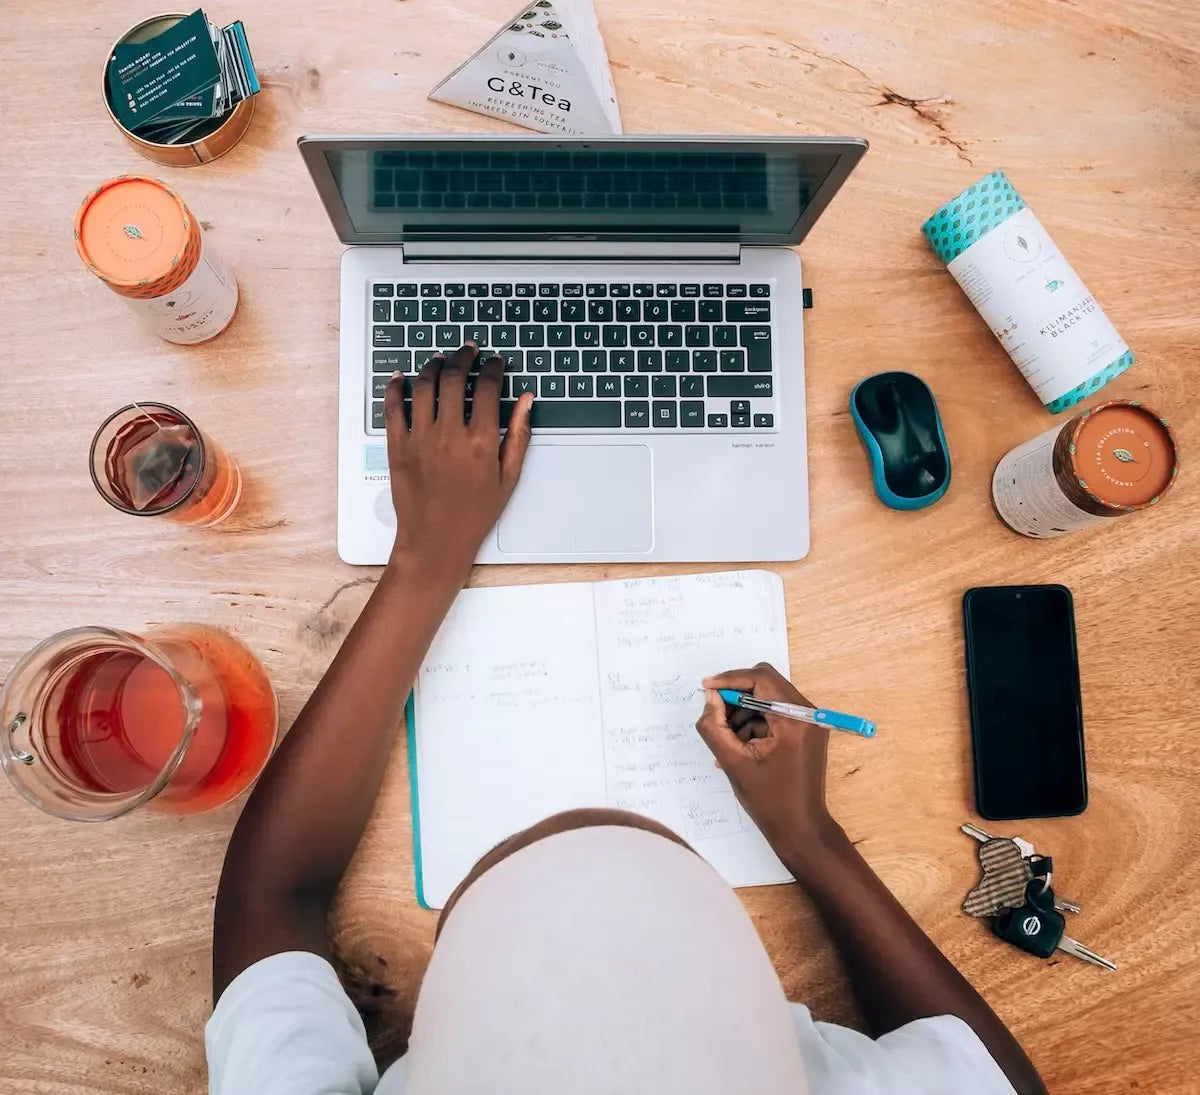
{"left": 42, "top": 628, "right": 276, "bottom": 813}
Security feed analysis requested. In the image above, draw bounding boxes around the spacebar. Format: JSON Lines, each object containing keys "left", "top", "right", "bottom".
{"left": 502, "top": 401, "right": 623, "bottom": 428}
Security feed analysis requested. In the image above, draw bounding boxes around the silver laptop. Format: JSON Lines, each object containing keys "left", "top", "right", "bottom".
{"left": 298, "top": 135, "right": 866, "bottom": 565}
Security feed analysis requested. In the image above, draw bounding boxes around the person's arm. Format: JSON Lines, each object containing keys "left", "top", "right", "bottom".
{"left": 213, "top": 343, "right": 533, "bottom": 1001}
{"left": 695, "top": 664, "right": 1047, "bottom": 1095}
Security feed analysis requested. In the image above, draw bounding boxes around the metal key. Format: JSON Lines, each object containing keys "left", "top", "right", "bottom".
{"left": 961, "top": 824, "right": 1082, "bottom": 914}
{"left": 962, "top": 822, "right": 1035, "bottom": 859}
{"left": 1057, "top": 935, "right": 1118, "bottom": 970}
{"left": 993, "top": 880, "right": 1116, "bottom": 970}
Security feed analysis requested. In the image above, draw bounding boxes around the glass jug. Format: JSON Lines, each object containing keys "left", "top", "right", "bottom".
{"left": 1, "top": 624, "right": 277, "bottom": 821}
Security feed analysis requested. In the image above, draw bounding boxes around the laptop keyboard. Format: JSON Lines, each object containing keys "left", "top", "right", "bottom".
{"left": 368, "top": 281, "right": 776, "bottom": 432}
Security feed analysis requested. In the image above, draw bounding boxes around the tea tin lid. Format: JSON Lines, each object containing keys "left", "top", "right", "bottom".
{"left": 1067, "top": 401, "right": 1178, "bottom": 511}
{"left": 75, "top": 175, "right": 194, "bottom": 291}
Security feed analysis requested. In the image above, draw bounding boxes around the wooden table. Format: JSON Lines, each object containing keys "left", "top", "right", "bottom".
{"left": 2, "top": 1, "right": 1197, "bottom": 1091}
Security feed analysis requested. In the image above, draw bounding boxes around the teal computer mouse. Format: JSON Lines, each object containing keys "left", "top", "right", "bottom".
{"left": 849, "top": 372, "right": 950, "bottom": 510}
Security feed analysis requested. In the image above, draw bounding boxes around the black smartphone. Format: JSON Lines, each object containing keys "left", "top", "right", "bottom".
{"left": 962, "top": 585, "right": 1087, "bottom": 820}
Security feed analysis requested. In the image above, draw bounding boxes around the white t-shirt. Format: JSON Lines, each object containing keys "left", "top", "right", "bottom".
{"left": 207, "top": 826, "right": 1016, "bottom": 1095}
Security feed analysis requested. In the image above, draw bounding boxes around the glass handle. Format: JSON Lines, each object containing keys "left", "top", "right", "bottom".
{"left": 6, "top": 713, "right": 35, "bottom": 764}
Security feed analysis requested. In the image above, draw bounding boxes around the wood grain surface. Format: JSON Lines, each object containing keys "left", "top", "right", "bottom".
{"left": 1, "top": 1, "right": 1198, "bottom": 1091}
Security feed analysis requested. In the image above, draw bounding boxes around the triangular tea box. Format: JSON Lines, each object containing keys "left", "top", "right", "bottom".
{"left": 429, "top": 0, "right": 622, "bottom": 135}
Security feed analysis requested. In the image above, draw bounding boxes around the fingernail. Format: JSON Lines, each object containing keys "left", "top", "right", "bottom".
{"left": 391, "top": 371, "right": 402, "bottom": 379}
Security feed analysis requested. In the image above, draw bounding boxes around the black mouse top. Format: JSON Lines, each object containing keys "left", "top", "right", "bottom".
{"left": 850, "top": 372, "right": 950, "bottom": 508}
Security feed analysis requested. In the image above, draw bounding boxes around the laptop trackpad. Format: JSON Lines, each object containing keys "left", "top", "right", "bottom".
{"left": 498, "top": 444, "right": 653, "bottom": 555}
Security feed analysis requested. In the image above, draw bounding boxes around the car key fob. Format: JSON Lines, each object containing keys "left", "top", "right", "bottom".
{"left": 992, "top": 880, "right": 1064, "bottom": 958}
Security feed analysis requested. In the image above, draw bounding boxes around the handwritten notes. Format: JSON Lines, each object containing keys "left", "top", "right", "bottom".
{"left": 412, "top": 583, "right": 607, "bottom": 909}
{"left": 593, "top": 571, "right": 790, "bottom": 885}
{"left": 411, "top": 571, "right": 791, "bottom": 908}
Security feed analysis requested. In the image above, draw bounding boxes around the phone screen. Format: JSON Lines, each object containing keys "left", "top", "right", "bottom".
{"left": 963, "top": 585, "right": 1087, "bottom": 819}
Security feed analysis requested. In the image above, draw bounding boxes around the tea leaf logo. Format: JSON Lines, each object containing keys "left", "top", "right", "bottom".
{"left": 1113, "top": 448, "right": 1136, "bottom": 464}
{"left": 123, "top": 224, "right": 144, "bottom": 240}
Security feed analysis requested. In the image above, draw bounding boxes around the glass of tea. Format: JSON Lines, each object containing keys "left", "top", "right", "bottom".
{"left": 0, "top": 624, "right": 277, "bottom": 821}
{"left": 89, "top": 402, "right": 242, "bottom": 527}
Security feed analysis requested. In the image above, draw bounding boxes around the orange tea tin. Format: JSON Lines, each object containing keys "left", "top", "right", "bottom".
{"left": 103, "top": 13, "right": 254, "bottom": 168}
{"left": 74, "top": 175, "right": 238, "bottom": 344}
{"left": 992, "top": 400, "right": 1179, "bottom": 538}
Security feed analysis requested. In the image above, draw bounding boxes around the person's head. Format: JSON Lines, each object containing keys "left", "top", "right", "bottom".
{"left": 408, "top": 808, "right": 811, "bottom": 1095}
{"left": 436, "top": 807, "right": 688, "bottom": 936}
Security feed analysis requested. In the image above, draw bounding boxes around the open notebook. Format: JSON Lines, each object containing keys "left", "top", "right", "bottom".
{"left": 407, "top": 569, "right": 792, "bottom": 908}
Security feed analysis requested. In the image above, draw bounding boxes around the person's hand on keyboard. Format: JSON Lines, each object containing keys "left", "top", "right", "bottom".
{"left": 384, "top": 340, "right": 534, "bottom": 577}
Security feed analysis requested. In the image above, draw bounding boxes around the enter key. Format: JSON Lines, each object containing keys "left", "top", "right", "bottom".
{"left": 738, "top": 325, "right": 772, "bottom": 371}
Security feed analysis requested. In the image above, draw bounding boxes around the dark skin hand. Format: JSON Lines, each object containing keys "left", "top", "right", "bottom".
{"left": 212, "top": 343, "right": 533, "bottom": 1000}
{"left": 697, "top": 664, "right": 1048, "bottom": 1095}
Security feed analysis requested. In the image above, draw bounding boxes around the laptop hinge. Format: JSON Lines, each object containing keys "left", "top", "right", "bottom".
{"left": 400, "top": 241, "right": 742, "bottom": 263}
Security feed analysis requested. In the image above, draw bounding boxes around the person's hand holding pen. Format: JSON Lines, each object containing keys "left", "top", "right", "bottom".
{"left": 696, "top": 663, "right": 842, "bottom": 876}
{"left": 696, "top": 664, "right": 1048, "bottom": 1094}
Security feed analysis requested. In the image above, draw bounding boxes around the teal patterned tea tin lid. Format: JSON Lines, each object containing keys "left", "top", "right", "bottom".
{"left": 922, "top": 171, "right": 1027, "bottom": 265}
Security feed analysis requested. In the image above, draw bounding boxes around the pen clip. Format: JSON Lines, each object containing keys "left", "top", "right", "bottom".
{"left": 814, "top": 709, "right": 876, "bottom": 738}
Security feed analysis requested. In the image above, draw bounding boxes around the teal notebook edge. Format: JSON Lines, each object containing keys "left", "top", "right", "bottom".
{"left": 405, "top": 691, "right": 432, "bottom": 910}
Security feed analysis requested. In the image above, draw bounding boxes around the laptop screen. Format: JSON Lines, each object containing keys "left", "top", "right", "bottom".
{"left": 303, "top": 137, "right": 865, "bottom": 245}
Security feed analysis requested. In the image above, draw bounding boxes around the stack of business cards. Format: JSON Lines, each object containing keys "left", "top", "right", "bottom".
{"left": 107, "top": 9, "right": 260, "bottom": 145}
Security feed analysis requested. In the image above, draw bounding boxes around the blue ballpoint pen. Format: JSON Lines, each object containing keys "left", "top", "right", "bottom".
{"left": 717, "top": 688, "right": 876, "bottom": 738}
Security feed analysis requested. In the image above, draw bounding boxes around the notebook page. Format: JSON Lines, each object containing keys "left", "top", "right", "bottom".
{"left": 592, "top": 570, "right": 792, "bottom": 887}
{"left": 412, "top": 582, "right": 607, "bottom": 908}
